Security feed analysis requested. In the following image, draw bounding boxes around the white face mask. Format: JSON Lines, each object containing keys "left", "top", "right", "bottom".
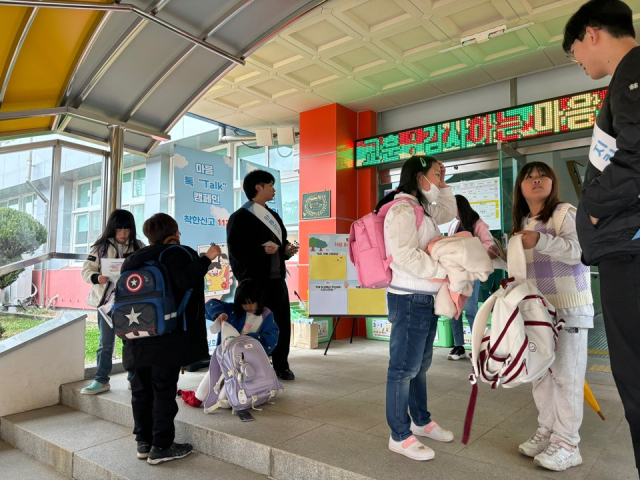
{"left": 421, "top": 177, "right": 440, "bottom": 205}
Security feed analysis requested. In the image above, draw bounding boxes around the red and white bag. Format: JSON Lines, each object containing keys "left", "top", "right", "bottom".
{"left": 462, "top": 234, "right": 563, "bottom": 444}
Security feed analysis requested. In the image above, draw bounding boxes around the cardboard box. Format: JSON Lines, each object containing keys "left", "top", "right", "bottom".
{"left": 292, "top": 322, "right": 318, "bottom": 349}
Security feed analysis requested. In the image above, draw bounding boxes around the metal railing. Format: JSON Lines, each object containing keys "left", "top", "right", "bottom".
{"left": 0, "top": 252, "right": 88, "bottom": 277}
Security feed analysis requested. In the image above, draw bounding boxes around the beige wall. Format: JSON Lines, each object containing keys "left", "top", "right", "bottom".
{"left": 0, "top": 319, "right": 86, "bottom": 417}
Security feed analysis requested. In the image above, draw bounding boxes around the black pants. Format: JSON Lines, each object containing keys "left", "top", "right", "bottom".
{"left": 600, "top": 255, "right": 640, "bottom": 469}
{"left": 262, "top": 278, "right": 291, "bottom": 371}
{"left": 130, "top": 365, "right": 181, "bottom": 449}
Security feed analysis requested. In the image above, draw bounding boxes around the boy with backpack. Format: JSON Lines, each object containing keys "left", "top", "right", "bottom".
{"left": 119, "top": 213, "right": 220, "bottom": 465}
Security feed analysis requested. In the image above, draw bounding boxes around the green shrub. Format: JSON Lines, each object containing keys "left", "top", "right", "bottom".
{"left": 0, "top": 322, "right": 5, "bottom": 339}
{"left": 0, "top": 208, "right": 47, "bottom": 290}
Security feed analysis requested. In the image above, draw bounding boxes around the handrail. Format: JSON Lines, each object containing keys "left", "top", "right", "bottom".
{"left": 0, "top": 252, "right": 87, "bottom": 277}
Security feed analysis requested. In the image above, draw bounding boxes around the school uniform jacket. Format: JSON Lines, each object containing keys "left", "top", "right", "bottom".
{"left": 226, "top": 204, "right": 292, "bottom": 282}
{"left": 577, "top": 46, "right": 640, "bottom": 265}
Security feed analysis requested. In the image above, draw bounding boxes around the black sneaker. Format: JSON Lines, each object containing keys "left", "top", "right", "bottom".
{"left": 136, "top": 441, "right": 151, "bottom": 459}
{"left": 447, "top": 346, "right": 466, "bottom": 360}
{"left": 275, "top": 369, "right": 295, "bottom": 381}
{"left": 146, "top": 443, "right": 193, "bottom": 465}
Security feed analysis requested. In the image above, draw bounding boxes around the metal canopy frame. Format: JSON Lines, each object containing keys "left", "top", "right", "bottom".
{"left": 122, "top": 0, "right": 253, "bottom": 122}
{"left": 0, "top": 0, "right": 245, "bottom": 66}
{"left": 0, "top": 6, "right": 38, "bottom": 108}
{"left": 0, "top": 0, "right": 327, "bottom": 156}
{"left": 0, "top": 107, "right": 170, "bottom": 142}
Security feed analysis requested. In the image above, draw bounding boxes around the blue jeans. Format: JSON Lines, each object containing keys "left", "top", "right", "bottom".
{"left": 95, "top": 315, "right": 131, "bottom": 384}
{"left": 386, "top": 293, "right": 438, "bottom": 442}
{"left": 451, "top": 280, "right": 481, "bottom": 347}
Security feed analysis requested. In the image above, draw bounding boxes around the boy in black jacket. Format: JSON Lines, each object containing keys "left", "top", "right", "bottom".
{"left": 226, "top": 170, "right": 298, "bottom": 381}
{"left": 121, "top": 213, "right": 220, "bottom": 465}
{"left": 564, "top": 0, "right": 640, "bottom": 473}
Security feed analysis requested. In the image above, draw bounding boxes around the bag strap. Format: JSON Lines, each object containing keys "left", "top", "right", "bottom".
{"left": 553, "top": 203, "right": 574, "bottom": 235}
{"left": 377, "top": 197, "right": 424, "bottom": 228}
{"left": 506, "top": 234, "right": 527, "bottom": 282}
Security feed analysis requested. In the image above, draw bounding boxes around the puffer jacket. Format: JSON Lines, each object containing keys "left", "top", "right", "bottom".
{"left": 384, "top": 189, "right": 457, "bottom": 294}
{"left": 81, "top": 238, "right": 144, "bottom": 307}
{"left": 577, "top": 46, "right": 640, "bottom": 265}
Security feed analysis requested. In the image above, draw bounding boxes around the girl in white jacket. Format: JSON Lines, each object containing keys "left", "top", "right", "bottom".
{"left": 380, "top": 155, "right": 457, "bottom": 461}
{"left": 81, "top": 209, "right": 143, "bottom": 395}
{"left": 512, "top": 162, "right": 593, "bottom": 472}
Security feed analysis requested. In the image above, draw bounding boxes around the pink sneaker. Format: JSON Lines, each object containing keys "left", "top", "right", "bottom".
{"left": 410, "top": 420, "right": 454, "bottom": 442}
{"left": 388, "top": 435, "right": 435, "bottom": 461}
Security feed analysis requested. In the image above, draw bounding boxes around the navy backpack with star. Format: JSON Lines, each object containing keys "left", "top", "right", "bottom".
{"left": 111, "top": 245, "right": 193, "bottom": 340}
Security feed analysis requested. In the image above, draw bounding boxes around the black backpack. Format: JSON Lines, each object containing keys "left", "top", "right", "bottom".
{"left": 112, "top": 245, "right": 193, "bottom": 340}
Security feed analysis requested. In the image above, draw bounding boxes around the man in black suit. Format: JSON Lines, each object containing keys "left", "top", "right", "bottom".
{"left": 227, "top": 170, "right": 298, "bottom": 380}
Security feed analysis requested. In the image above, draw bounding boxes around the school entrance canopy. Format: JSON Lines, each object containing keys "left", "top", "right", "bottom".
{"left": 0, "top": 0, "right": 326, "bottom": 155}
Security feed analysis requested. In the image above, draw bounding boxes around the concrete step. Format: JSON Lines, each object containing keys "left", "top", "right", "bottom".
{"left": 0, "top": 405, "right": 269, "bottom": 480}
{"left": 0, "top": 439, "right": 68, "bottom": 479}
{"left": 62, "top": 372, "right": 374, "bottom": 480}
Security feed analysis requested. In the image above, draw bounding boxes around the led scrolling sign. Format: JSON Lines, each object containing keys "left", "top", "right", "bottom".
{"left": 355, "top": 88, "right": 608, "bottom": 168}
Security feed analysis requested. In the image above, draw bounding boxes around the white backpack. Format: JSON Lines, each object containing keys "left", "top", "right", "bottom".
{"left": 462, "top": 234, "right": 563, "bottom": 444}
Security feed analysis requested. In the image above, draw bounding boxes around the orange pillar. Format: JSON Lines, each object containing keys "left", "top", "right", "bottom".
{"left": 298, "top": 105, "right": 377, "bottom": 339}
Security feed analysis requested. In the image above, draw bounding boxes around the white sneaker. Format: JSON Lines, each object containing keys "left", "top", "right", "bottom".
{"left": 388, "top": 435, "right": 435, "bottom": 461}
{"left": 534, "top": 440, "right": 582, "bottom": 471}
{"left": 410, "top": 420, "right": 454, "bottom": 443}
{"left": 518, "top": 429, "right": 551, "bottom": 457}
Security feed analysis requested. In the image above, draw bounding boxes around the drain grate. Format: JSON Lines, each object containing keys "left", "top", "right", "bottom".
{"left": 587, "top": 318, "right": 609, "bottom": 357}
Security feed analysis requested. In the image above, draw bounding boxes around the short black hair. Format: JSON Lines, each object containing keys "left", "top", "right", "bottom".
{"left": 233, "top": 279, "right": 265, "bottom": 317}
{"left": 242, "top": 169, "right": 275, "bottom": 200}
{"left": 563, "top": 0, "right": 635, "bottom": 53}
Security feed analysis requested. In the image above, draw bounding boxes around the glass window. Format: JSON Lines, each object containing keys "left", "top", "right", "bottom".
{"left": 22, "top": 195, "right": 35, "bottom": 216}
{"left": 76, "top": 182, "right": 91, "bottom": 209}
{"left": 0, "top": 201, "right": 7, "bottom": 208}
{"left": 269, "top": 145, "right": 295, "bottom": 171}
{"left": 8, "top": 198, "right": 19, "bottom": 210}
{"left": 91, "top": 179, "right": 101, "bottom": 206}
{"left": 133, "top": 169, "right": 145, "bottom": 198}
{"left": 122, "top": 172, "right": 132, "bottom": 202}
{"left": 90, "top": 211, "right": 102, "bottom": 245}
{"left": 280, "top": 180, "right": 299, "bottom": 226}
{"left": 237, "top": 144, "right": 266, "bottom": 179}
{"left": 130, "top": 204, "right": 145, "bottom": 234}
{"left": 75, "top": 214, "right": 88, "bottom": 246}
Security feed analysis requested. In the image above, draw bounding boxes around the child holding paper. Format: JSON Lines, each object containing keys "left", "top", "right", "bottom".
{"left": 81, "top": 209, "right": 144, "bottom": 395}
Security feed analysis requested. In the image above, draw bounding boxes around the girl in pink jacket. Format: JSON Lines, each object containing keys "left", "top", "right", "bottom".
{"left": 447, "top": 195, "right": 495, "bottom": 360}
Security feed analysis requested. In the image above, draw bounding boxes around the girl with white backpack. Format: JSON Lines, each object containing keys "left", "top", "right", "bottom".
{"left": 511, "top": 162, "right": 593, "bottom": 472}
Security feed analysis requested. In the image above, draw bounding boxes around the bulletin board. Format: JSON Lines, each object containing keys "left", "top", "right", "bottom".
{"left": 308, "top": 234, "right": 388, "bottom": 317}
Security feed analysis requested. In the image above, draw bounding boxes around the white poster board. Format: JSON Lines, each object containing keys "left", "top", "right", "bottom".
{"left": 439, "top": 177, "right": 501, "bottom": 234}
{"left": 308, "top": 234, "right": 388, "bottom": 317}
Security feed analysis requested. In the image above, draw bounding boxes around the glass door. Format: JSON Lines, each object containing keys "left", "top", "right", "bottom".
{"left": 498, "top": 142, "right": 526, "bottom": 236}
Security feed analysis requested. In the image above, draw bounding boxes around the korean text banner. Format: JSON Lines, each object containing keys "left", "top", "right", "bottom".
{"left": 173, "top": 146, "right": 233, "bottom": 247}
{"left": 239, "top": 159, "right": 283, "bottom": 216}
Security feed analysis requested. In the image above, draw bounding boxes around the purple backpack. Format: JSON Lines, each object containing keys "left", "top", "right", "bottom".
{"left": 203, "top": 332, "right": 284, "bottom": 414}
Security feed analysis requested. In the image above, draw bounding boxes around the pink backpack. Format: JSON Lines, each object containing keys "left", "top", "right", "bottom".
{"left": 348, "top": 198, "right": 424, "bottom": 289}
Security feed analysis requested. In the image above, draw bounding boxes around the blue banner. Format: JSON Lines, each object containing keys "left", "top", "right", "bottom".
{"left": 173, "top": 145, "right": 233, "bottom": 247}
{"left": 239, "top": 159, "right": 282, "bottom": 216}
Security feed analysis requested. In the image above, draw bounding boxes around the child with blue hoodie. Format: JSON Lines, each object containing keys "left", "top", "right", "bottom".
{"left": 194, "top": 279, "right": 280, "bottom": 404}
{"left": 205, "top": 278, "right": 279, "bottom": 354}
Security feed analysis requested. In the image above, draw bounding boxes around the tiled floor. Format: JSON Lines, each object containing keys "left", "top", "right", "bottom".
{"left": 89, "top": 335, "right": 637, "bottom": 479}
{"left": 242, "top": 337, "right": 635, "bottom": 479}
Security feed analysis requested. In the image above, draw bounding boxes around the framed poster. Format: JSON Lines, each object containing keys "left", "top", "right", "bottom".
{"left": 302, "top": 191, "right": 330, "bottom": 219}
